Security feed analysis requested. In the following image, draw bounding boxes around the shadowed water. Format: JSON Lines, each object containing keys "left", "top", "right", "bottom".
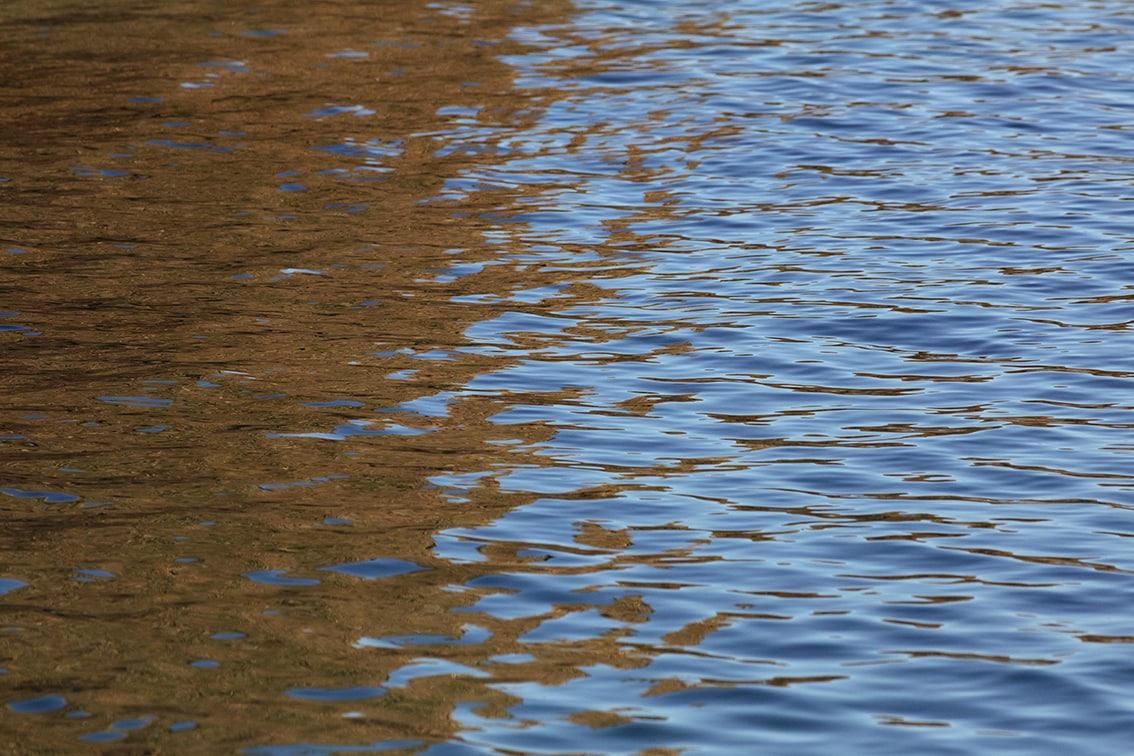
{"left": 2, "top": 0, "right": 1134, "bottom": 753}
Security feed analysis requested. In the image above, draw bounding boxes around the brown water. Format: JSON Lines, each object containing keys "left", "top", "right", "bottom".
{"left": 3, "top": 0, "right": 1134, "bottom": 753}
{"left": 2, "top": 1, "right": 567, "bottom": 749}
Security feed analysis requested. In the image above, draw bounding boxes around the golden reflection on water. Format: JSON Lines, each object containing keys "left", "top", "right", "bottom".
{"left": 0, "top": 0, "right": 610, "bottom": 749}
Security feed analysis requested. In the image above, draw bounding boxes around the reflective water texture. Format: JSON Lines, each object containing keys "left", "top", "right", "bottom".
{"left": 2, "top": 0, "right": 1133, "bottom": 752}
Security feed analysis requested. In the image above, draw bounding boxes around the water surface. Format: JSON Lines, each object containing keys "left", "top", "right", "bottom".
{"left": 2, "top": 0, "right": 1134, "bottom": 753}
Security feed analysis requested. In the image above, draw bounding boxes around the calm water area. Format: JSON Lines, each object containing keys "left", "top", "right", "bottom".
{"left": 3, "top": 0, "right": 1134, "bottom": 752}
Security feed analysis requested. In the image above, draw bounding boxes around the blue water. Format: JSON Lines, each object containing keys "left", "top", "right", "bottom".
{"left": 2, "top": 0, "right": 1134, "bottom": 752}
{"left": 420, "top": 2, "right": 1134, "bottom": 752}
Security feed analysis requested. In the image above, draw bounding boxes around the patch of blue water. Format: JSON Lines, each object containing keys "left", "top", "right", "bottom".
{"left": 371, "top": 1, "right": 1134, "bottom": 753}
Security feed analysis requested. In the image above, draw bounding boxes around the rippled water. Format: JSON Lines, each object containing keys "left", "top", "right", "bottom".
{"left": 3, "top": 0, "right": 1134, "bottom": 753}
